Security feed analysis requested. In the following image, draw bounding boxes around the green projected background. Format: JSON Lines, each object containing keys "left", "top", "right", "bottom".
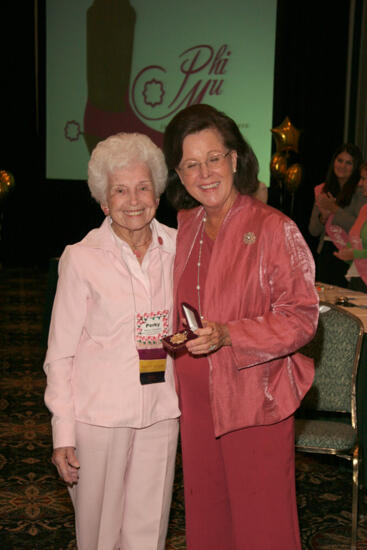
{"left": 46, "top": 0, "right": 277, "bottom": 182}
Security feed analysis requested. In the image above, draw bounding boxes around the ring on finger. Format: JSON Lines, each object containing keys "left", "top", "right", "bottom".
{"left": 209, "top": 344, "right": 216, "bottom": 352}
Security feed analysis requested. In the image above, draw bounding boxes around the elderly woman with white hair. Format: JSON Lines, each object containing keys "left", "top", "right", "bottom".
{"left": 43, "top": 132, "right": 180, "bottom": 550}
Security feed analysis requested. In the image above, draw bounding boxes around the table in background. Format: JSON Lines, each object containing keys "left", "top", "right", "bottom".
{"left": 316, "top": 283, "right": 367, "bottom": 330}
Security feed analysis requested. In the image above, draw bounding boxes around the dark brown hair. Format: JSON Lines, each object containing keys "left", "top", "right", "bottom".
{"left": 163, "top": 104, "right": 259, "bottom": 210}
{"left": 323, "top": 143, "right": 363, "bottom": 207}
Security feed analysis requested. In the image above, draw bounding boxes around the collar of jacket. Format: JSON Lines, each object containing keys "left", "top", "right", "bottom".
{"left": 174, "top": 193, "right": 251, "bottom": 282}
{"left": 173, "top": 193, "right": 255, "bottom": 329}
{"left": 78, "top": 216, "right": 176, "bottom": 260}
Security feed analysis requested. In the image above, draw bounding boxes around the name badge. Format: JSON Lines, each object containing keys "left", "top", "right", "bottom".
{"left": 136, "top": 310, "right": 169, "bottom": 385}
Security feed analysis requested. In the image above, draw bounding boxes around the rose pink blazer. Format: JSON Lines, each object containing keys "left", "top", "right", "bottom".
{"left": 173, "top": 194, "right": 319, "bottom": 437}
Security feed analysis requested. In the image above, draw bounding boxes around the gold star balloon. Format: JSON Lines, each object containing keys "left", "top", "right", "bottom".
{"left": 271, "top": 116, "right": 301, "bottom": 153}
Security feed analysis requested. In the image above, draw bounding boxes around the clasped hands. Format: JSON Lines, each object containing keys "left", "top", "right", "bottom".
{"left": 316, "top": 192, "right": 338, "bottom": 221}
{"left": 184, "top": 319, "right": 231, "bottom": 355}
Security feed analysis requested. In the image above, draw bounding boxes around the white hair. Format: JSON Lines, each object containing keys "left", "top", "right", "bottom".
{"left": 88, "top": 132, "right": 168, "bottom": 204}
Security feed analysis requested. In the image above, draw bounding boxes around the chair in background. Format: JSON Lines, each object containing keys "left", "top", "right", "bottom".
{"left": 295, "top": 302, "right": 364, "bottom": 550}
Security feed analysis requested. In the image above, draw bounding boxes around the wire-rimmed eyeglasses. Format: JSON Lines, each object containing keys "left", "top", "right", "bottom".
{"left": 178, "top": 151, "right": 232, "bottom": 176}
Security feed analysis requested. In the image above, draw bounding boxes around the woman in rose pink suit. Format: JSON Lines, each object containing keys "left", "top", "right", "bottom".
{"left": 163, "top": 104, "right": 319, "bottom": 550}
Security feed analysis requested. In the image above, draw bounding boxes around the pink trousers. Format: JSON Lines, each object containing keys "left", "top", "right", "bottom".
{"left": 178, "top": 360, "right": 302, "bottom": 550}
{"left": 68, "top": 419, "right": 179, "bottom": 550}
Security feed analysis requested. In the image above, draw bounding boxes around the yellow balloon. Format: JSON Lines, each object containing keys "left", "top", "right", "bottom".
{"left": 271, "top": 116, "right": 301, "bottom": 153}
{"left": 0, "top": 170, "right": 15, "bottom": 196}
{"left": 285, "top": 163, "right": 302, "bottom": 192}
{"left": 270, "top": 152, "right": 287, "bottom": 180}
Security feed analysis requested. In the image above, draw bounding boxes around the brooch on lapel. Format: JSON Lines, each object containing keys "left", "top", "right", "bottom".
{"left": 243, "top": 232, "right": 256, "bottom": 245}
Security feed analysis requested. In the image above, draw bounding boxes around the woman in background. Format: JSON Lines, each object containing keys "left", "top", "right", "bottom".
{"left": 163, "top": 104, "right": 319, "bottom": 550}
{"left": 44, "top": 132, "right": 179, "bottom": 550}
{"left": 308, "top": 143, "right": 364, "bottom": 286}
{"left": 333, "top": 162, "right": 367, "bottom": 292}
{"left": 253, "top": 179, "right": 268, "bottom": 203}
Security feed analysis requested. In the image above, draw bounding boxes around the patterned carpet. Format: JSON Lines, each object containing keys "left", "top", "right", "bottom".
{"left": 1, "top": 267, "right": 367, "bottom": 549}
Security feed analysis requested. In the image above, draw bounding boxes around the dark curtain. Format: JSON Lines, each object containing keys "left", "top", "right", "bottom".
{"left": 270, "top": 0, "right": 351, "bottom": 256}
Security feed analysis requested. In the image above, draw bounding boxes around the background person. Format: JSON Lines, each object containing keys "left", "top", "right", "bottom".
{"left": 163, "top": 104, "right": 319, "bottom": 550}
{"left": 44, "top": 132, "right": 180, "bottom": 550}
{"left": 333, "top": 161, "right": 367, "bottom": 292}
{"left": 308, "top": 143, "right": 364, "bottom": 286}
{"left": 253, "top": 179, "right": 268, "bottom": 203}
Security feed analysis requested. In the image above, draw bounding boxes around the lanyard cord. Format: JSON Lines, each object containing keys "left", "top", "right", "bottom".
{"left": 111, "top": 221, "right": 167, "bottom": 317}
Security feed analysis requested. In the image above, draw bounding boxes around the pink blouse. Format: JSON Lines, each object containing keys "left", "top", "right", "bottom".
{"left": 44, "top": 218, "right": 180, "bottom": 449}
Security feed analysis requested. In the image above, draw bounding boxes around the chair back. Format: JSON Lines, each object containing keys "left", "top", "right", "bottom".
{"left": 299, "top": 302, "right": 363, "bottom": 424}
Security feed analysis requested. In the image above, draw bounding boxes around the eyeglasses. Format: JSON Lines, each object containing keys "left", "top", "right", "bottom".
{"left": 178, "top": 151, "right": 232, "bottom": 176}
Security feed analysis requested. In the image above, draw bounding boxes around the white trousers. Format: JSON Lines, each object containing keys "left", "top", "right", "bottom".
{"left": 68, "top": 419, "right": 179, "bottom": 550}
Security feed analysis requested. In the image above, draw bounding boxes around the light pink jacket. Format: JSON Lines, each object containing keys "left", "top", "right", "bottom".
{"left": 44, "top": 218, "right": 180, "bottom": 449}
{"left": 174, "top": 194, "right": 319, "bottom": 437}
